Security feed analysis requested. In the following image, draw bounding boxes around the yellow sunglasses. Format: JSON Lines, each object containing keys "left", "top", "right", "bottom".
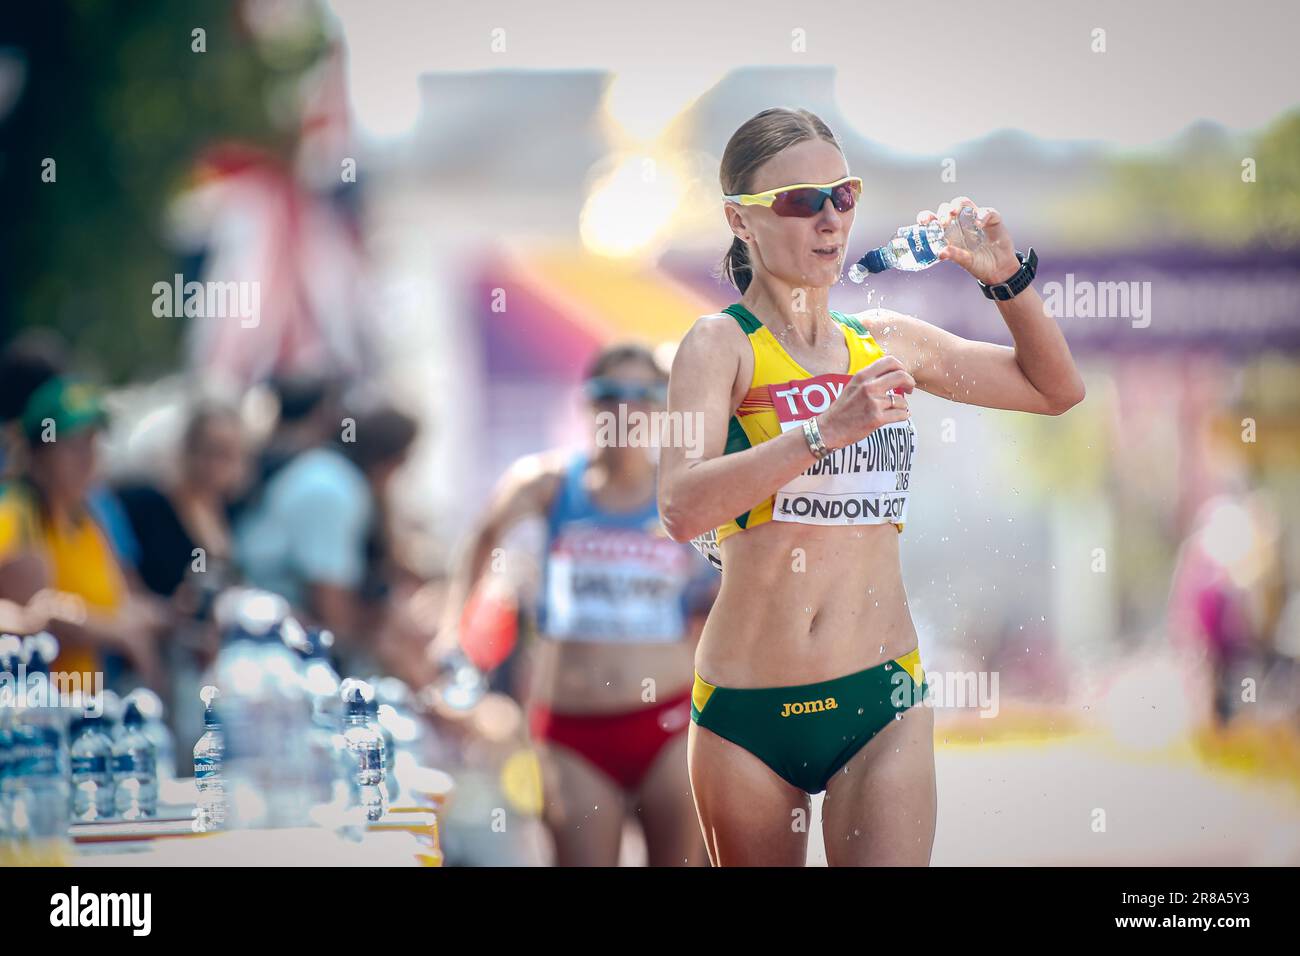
{"left": 723, "top": 175, "right": 863, "bottom": 218}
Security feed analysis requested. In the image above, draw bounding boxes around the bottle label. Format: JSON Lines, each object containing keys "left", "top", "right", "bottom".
{"left": 909, "top": 228, "right": 938, "bottom": 265}
{"left": 356, "top": 745, "right": 384, "bottom": 772}
{"left": 26, "top": 748, "right": 58, "bottom": 775}
{"left": 17, "top": 727, "right": 62, "bottom": 776}
{"left": 112, "top": 751, "right": 157, "bottom": 775}
{"left": 72, "top": 754, "right": 108, "bottom": 775}
{"left": 194, "top": 755, "right": 221, "bottom": 779}
{"left": 8, "top": 738, "right": 32, "bottom": 775}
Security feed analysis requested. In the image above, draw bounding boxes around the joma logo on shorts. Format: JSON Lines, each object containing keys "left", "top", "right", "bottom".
{"left": 779, "top": 697, "right": 837, "bottom": 717}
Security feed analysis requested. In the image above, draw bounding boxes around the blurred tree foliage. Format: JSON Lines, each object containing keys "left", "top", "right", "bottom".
{"left": 1048, "top": 111, "right": 1300, "bottom": 252}
{"left": 0, "top": 0, "right": 325, "bottom": 382}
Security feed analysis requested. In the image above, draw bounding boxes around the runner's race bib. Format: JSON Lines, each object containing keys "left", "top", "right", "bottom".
{"left": 690, "top": 527, "right": 723, "bottom": 573}
{"left": 544, "top": 525, "right": 695, "bottom": 642}
{"left": 770, "top": 373, "right": 915, "bottom": 526}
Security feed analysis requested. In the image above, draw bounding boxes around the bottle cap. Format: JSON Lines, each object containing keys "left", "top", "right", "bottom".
{"left": 122, "top": 700, "right": 145, "bottom": 728}
{"left": 125, "top": 687, "right": 165, "bottom": 721}
{"left": 21, "top": 632, "right": 60, "bottom": 673}
{"left": 100, "top": 689, "right": 124, "bottom": 727}
{"left": 340, "top": 678, "right": 376, "bottom": 718}
{"left": 216, "top": 588, "right": 291, "bottom": 645}
{"left": 276, "top": 615, "right": 309, "bottom": 657}
{"left": 0, "top": 634, "right": 22, "bottom": 672}
{"left": 200, "top": 685, "right": 221, "bottom": 729}
{"left": 304, "top": 628, "right": 334, "bottom": 659}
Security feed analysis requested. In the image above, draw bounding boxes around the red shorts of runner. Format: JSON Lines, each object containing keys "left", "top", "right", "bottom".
{"left": 529, "top": 689, "right": 693, "bottom": 791}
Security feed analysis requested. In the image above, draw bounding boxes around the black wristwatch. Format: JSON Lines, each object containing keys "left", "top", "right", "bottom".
{"left": 978, "top": 248, "right": 1038, "bottom": 300}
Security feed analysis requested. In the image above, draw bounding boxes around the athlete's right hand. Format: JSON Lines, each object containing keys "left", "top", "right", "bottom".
{"left": 817, "top": 355, "right": 915, "bottom": 450}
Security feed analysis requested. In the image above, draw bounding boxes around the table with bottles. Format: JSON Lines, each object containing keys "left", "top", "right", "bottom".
{"left": 1, "top": 591, "right": 456, "bottom": 868}
{"left": 62, "top": 774, "right": 450, "bottom": 868}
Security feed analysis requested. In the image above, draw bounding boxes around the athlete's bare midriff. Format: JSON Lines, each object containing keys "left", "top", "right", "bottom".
{"left": 526, "top": 638, "right": 696, "bottom": 714}
{"left": 695, "top": 518, "right": 917, "bottom": 688}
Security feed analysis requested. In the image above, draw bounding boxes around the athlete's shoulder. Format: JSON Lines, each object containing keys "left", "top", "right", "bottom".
{"left": 486, "top": 449, "right": 570, "bottom": 524}
{"left": 674, "top": 311, "right": 749, "bottom": 368}
{"left": 848, "top": 307, "right": 950, "bottom": 379}
{"left": 505, "top": 448, "right": 569, "bottom": 490}
{"left": 844, "top": 305, "right": 915, "bottom": 330}
{"left": 846, "top": 307, "right": 929, "bottom": 348}
{"left": 688, "top": 309, "right": 751, "bottom": 339}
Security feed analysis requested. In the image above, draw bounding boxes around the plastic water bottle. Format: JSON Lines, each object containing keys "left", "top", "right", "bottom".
{"left": 371, "top": 676, "right": 428, "bottom": 802}
{"left": 69, "top": 708, "right": 115, "bottom": 821}
{"left": 0, "top": 717, "right": 10, "bottom": 844}
{"left": 123, "top": 688, "right": 177, "bottom": 781}
{"left": 295, "top": 629, "right": 346, "bottom": 807}
{"left": 17, "top": 634, "right": 71, "bottom": 839}
{"left": 298, "top": 628, "right": 341, "bottom": 724}
{"left": 112, "top": 701, "right": 158, "bottom": 819}
{"left": 0, "top": 694, "right": 10, "bottom": 843}
{"left": 213, "top": 588, "right": 316, "bottom": 829}
{"left": 426, "top": 647, "right": 489, "bottom": 712}
{"left": 340, "top": 679, "right": 387, "bottom": 821}
{"left": 193, "top": 685, "right": 225, "bottom": 829}
{"left": 849, "top": 204, "right": 986, "bottom": 282}
{"left": 99, "top": 689, "right": 125, "bottom": 742}
{"left": 0, "top": 634, "right": 22, "bottom": 842}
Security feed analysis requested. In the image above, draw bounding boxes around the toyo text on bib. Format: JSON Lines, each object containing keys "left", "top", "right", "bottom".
{"left": 769, "top": 373, "right": 915, "bottom": 526}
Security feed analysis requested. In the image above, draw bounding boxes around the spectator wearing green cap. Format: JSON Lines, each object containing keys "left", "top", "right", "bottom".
{"left": 0, "top": 375, "right": 164, "bottom": 682}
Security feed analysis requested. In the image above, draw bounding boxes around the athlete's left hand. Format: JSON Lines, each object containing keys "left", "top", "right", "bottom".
{"left": 916, "top": 196, "right": 1022, "bottom": 286}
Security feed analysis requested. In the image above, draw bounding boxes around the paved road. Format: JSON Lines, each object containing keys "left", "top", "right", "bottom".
{"left": 805, "top": 732, "right": 1300, "bottom": 866}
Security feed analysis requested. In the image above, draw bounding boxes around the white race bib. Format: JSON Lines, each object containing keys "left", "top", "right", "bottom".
{"left": 769, "top": 372, "right": 915, "bottom": 526}
{"left": 544, "top": 526, "right": 694, "bottom": 641}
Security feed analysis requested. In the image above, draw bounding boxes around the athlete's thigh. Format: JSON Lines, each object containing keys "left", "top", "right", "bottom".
{"left": 535, "top": 743, "right": 627, "bottom": 866}
{"left": 688, "top": 722, "right": 811, "bottom": 866}
{"left": 820, "top": 702, "right": 936, "bottom": 866}
{"left": 634, "top": 733, "right": 708, "bottom": 866}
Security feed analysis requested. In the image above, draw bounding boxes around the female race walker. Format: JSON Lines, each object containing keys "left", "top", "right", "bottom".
{"left": 658, "top": 107, "right": 1085, "bottom": 866}
{"left": 437, "top": 344, "right": 712, "bottom": 866}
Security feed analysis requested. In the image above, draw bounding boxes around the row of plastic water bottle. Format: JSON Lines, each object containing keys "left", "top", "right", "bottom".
{"left": 0, "top": 633, "right": 175, "bottom": 854}
{"left": 2, "top": 588, "right": 429, "bottom": 857}
{"left": 195, "top": 588, "right": 420, "bottom": 833}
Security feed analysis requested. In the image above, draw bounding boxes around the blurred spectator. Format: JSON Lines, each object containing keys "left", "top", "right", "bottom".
{"left": 116, "top": 403, "right": 251, "bottom": 772}
{"left": 0, "top": 332, "right": 68, "bottom": 470}
{"left": 0, "top": 375, "right": 164, "bottom": 683}
{"left": 2, "top": 335, "right": 142, "bottom": 570}
{"left": 1168, "top": 491, "right": 1286, "bottom": 725}
{"left": 234, "top": 399, "right": 418, "bottom": 676}
{"left": 241, "top": 373, "right": 342, "bottom": 505}
{"left": 116, "top": 404, "right": 249, "bottom": 604}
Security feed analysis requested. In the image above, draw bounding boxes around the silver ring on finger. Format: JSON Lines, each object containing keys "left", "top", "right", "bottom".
{"left": 887, "top": 391, "right": 896, "bottom": 408}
